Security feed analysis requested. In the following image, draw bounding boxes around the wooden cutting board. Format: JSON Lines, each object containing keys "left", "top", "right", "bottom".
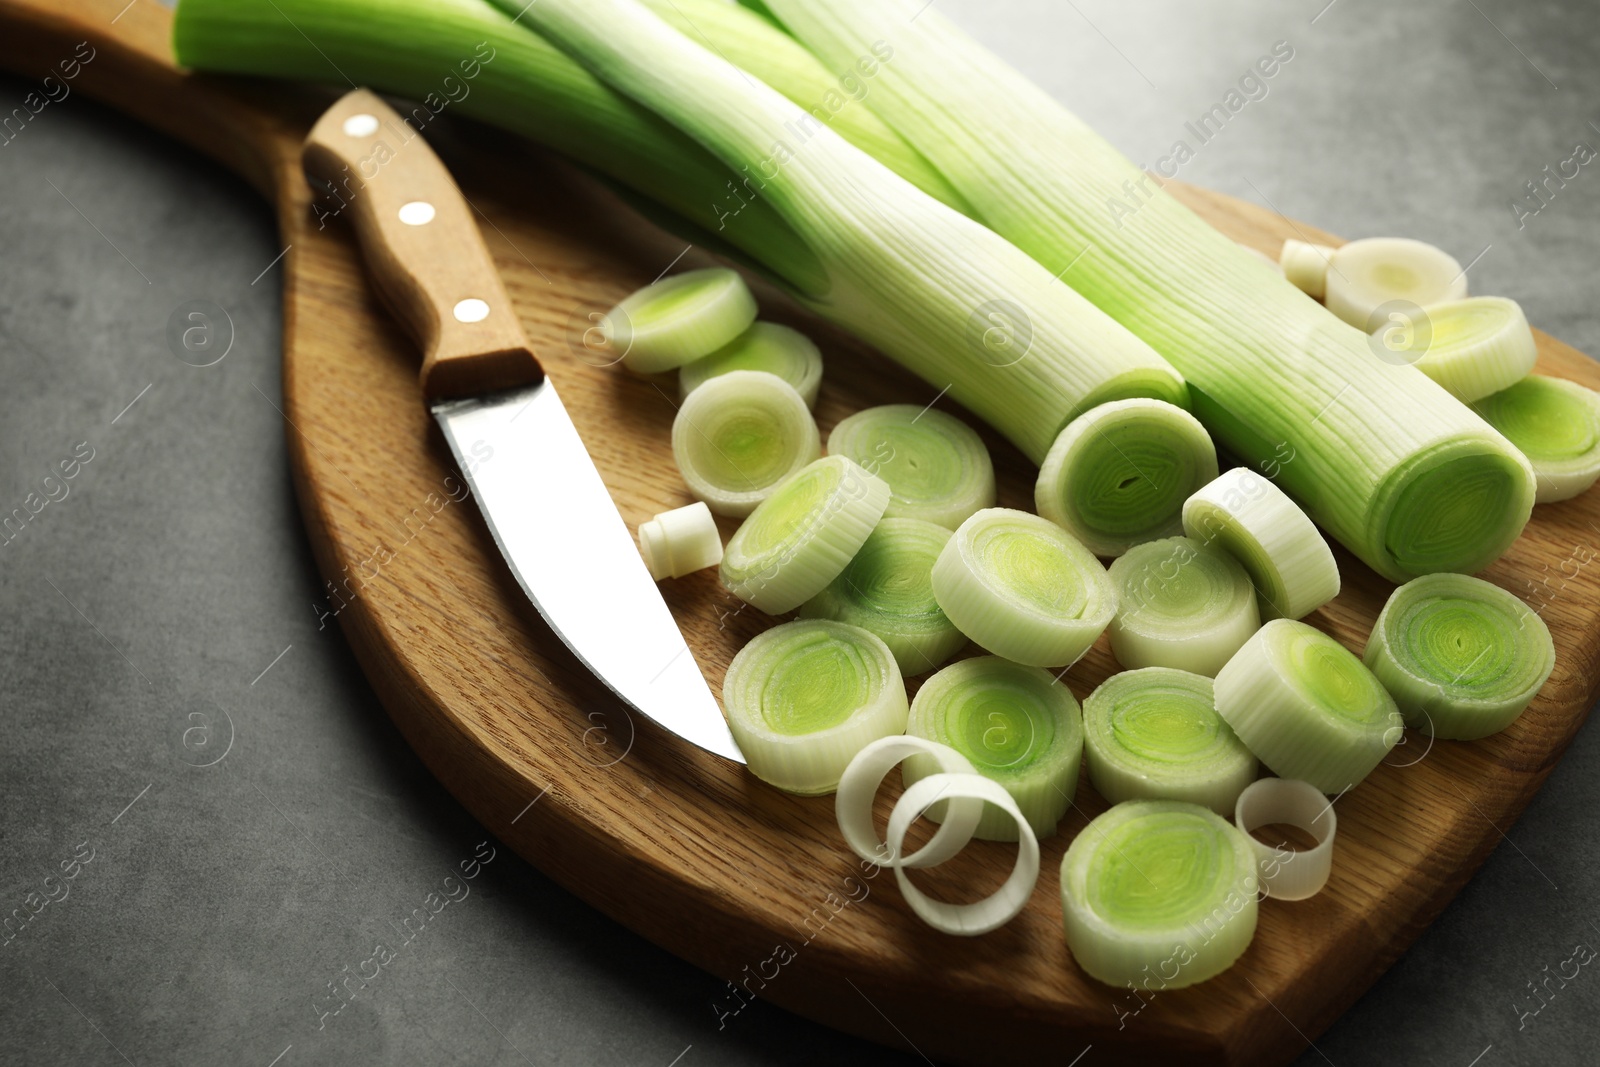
{"left": 11, "top": 2, "right": 1600, "bottom": 1062}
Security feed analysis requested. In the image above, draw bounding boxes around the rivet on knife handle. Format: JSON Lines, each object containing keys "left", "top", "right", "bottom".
{"left": 301, "top": 89, "right": 543, "bottom": 401}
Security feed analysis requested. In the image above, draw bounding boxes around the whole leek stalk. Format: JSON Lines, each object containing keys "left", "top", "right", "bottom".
{"left": 750, "top": 0, "right": 1537, "bottom": 582}
{"left": 174, "top": 0, "right": 1187, "bottom": 463}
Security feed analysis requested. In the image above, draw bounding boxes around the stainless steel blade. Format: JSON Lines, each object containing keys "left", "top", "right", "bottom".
{"left": 432, "top": 380, "right": 745, "bottom": 764}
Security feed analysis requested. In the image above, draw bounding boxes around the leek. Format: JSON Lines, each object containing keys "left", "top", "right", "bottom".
{"left": 1106, "top": 536, "right": 1260, "bottom": 676}
{"left": 723, "top": 618, "right": 907, "bottom": 794}
{"left": 638, "top": 501, "right": 722, "bottom": 579}
{"left": 1183, "top": 468, "right": 1340, "bottom": 622}
{"left": 825, "top": 405, "right": 995, "bottom": 529}
{"left": 1213, "top": 620, "right": 1403, "bottom": 794}
{"left": 836, "top": 736, "right": 982, "bottom": 868}
{"left": 1234, "top": 777, "right": 1335, "bottom": 901}
{"left": 1410, "top": 298, "right": 1537, "bottom": 403}
{"left": 1323, "top": 237, "right": 1468, "bottom": 332}
{"left": 720, "top": 455, "right": 889, "bottom": 613}
{"left": 1059, "top": 800, "right": 1258, "bottom": 989}
{"left": 680, "top": 322, "right": 824, "bottom": 409}
{"left": 673, "top": 370, "right": 820, "bottom": 517}
{"left": 1082, "top": 668, "right": 1257, "bottom": 814}
{"left": 902, "top": 656, "right": 1084, "bottom": 840}
{"left": 607, "top": 268, "right": 758, "bottom": 373}
{"left": 1035, "top": 399, "right": 1218, "bottom": 558}
{"left": 753, "top": 0, "right": 1536, "bottom": 582}
{"left": 931, "top": 509, "right": 1116, "bottom": 668}
{"left": 1363, "top": 573, "right": 1554, "bottom": 740}
{"left": 1279, "top": 239, "right": 1334, "bottom": 301}
{"left": 1470, "top": 376, "right": 1600, "bottom": 503}
{"left": 798, "top": 517, "right": 967, "bottom": 676}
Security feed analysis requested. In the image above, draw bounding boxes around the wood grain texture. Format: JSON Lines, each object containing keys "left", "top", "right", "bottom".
{"left": 6, "top": 3, "right": 1599, "bottom": 1063}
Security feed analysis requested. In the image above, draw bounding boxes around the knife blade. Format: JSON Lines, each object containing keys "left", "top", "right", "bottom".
{"left": 302, "top": 90, "right": 744, "bottom": 764}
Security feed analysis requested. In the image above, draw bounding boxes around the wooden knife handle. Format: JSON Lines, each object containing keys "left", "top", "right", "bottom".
{"left": 302, "top": 89, "right": 543, "bottom": 401}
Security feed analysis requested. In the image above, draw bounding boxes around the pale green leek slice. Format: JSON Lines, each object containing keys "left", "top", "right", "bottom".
{"left": 799, "top": 518, "right": 966, "bottom": 676}
{"left": 902, "top": 656, "right": 1083, "bottom": 840}
{"left": 1182, "top": 469, "right": 1340, "bottom": 621}
{"left": 1234, "top": 778, "right": 1335, "bottom": 901}
{"left": 608, "top": 268, "right": 758, "bottom": 373}
{"left": 826, "top": 405, "right": 996, "bottom": 529}
{"left": 721, "top": 455, "right": 890, "bottom": 613}
{"left": 679, "top": 322, "right": 825, "bottom": 408}
{"left": 1470, "top": 375, "right": 1600, "bottom": 503}
{"left": 1060, "top": 800, "right": 1258, "bottom": 989}
{"left": 1035, "top": 399, "right": 1218, "bottom": 558}
{"left": 638, "top": 501, "right": 723, "bottom": 580}
{"left": 1363, "top": 573, "right": 1554, "bottom": 740}
{"left": 1324, "top": 238, "right": 1468, "bottom": 332}
{"left": 1279, "top": 239, "right": 1335, "bottom": 300}
{"left": 723, "top": 619, "right": 907, "bottom": 795}
{"left": 1082, "top": 668, "right": 1256, "bottom": 814}
{"left": 1213, "top": 620, "right": 1402, "bottom": 794}
{"left": 672, "top": 370, "right": 820, "bottom": 517}
{"left": 931, "top": 509, "right": 1116, "bottom": 667}
{"left": 1409, "top": 297, "right": 1537, "bottom": 403}
{"left": 1106, "top": 537, "right": 1259, "bottom": 676}
{"left": 753, "top": 0, "right": 1535, "bottom": 583}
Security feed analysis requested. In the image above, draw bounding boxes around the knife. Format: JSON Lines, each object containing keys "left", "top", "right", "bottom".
{"left": 302, "top": 90, "right": 744, "bottom": 764}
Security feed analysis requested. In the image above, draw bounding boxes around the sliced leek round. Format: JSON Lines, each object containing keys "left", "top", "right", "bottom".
{"left": 679, "top": 321, "right": 824, "bottom": 409}
{"left": 902, "top": 656, "right": 1083, "bottom": 840}
{"left": 608, "top": 267, "right": 758, "bottom": 374}
{"left": 1470, "top": 375, "right": 1600, "bottom": 503}
{"left": 889, "top": 771, "right": 1040, "bottom": 935}
{"left": 799, "top": 517, "right": 966, "bottom": 676}
{"left": 1363, "top": 573, "right": 1554, "bottom": 740}
{"left": 1213, "top": 619, "right": 1402, "bottom": 794}
{"left": 721, "top": 455, "right": 890, "bottom": 614}
{"left": 723, "top": 619, "right": 907, "bottom": 795}
{"left": 1234, "top": 777, "right": 1335, "bottom": 901}
{"left": 638, "top": 501, "right": 722, "bottom": 580}
{"left": 826, "top": 405, "right": 996, "bottom": 529}
{"left": 1279, "top": 239, "right": 1335, "bottom": 300}
{"left": 1082, "top": 668, "right": 1257, "bottom": 814}
{"left": 1183, "top": 468, "right": 1340, "bottom": 621}
{"left": 931, "top": 508, "right": 1116, "bottom": 667}
{"left": 1409, "top": 297, "right": 1537, "bottom": 402}
{"left": 836, "top": 736, "right": 982, "bottom": 868}
{"left": 1323, "top": 237, "right": 1468, "bottom": 331}
{"left": 1035, "top": 398, "right": 1218, "bottom": 558}
{"left": 1060, "top": 800, "right": 1258, "bottom": 989}
{"left": 1107, "top": 536, "right": 1260, "bottom": 676}
{"left": 672, "top": 370, "right": 820, "bottom": 517}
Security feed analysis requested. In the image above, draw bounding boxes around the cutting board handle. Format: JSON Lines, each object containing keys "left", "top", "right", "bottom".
{"left": 303, "top": 89, "right": 544, "bottom": 401}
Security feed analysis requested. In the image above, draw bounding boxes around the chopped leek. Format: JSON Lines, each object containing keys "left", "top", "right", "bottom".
{"left": 931, "top": 509, "right": 1116, "bottom": 667}
{"left": 1060, "top": 800, "right": 1258, "bottom": 989}
{"left": 1234, "top": 777, "right": 1335, "bottom": 901}
{"left": 608, "top": 268, "right": 758, "bottom": 373}
{"left": 754, "top": 0, "right": 1536, "bottom": 582}
{"left": 799, "top": 518, "right": 966, "bottom": 676}
{"left": 1213, "top": 619, "right": 1403, "bottom": 794}
{"left": 672, "top": 370, "right": 820, "bottom": 517}
{"left": 1106, "top": 536, "right": 1259, "bottom": 676}
{"left": 638, "top": 501, "right": 723, "bottom": 579}
{"left": 1363, "top": 573, "right": 1554, "bottom": 740}
{"left": 1183, "top": 468, "right": 1340, "bottom": 622}
{"left": 836, "top": 735, "right": 982, "bottom": 867}
{"left": 680, "top": 322, "right": 825, "bottom": 409}
{"left": 1279, "top": 239, "right": 1335, "bottom": 300}
{"left": 723, "top": 618, "right": 907, "bottom": 794}
{"left": 1082, "top": 668, "right": 1257, "bottom": 814}
{"left": 1471, "top": 375, "right": 1600, "bottom": 503}
{"left": 1409, "top": 297, "right": 1537, "bottom": 403}
{"left": 1035, "top": 399, "right": 1218, "bottom": 558}
{"left": 902, "top": 656, "right": 1083, "bottom": 840}
{"left": 826, "top": 405, "right": 996, "bottom": 529}
{"left": 1324, "top": 237, "right": 1468, "bottom": 332}
{"left": 888, "top": 771, "right": 1041, "bottom": 935}
{"left": 720, "top": 455, "right": 890, "bottom": 613}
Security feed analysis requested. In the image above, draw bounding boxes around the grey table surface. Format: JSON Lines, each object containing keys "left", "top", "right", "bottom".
{"left": 2, "top": 0, "right": 1598, "bottom": 1064}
